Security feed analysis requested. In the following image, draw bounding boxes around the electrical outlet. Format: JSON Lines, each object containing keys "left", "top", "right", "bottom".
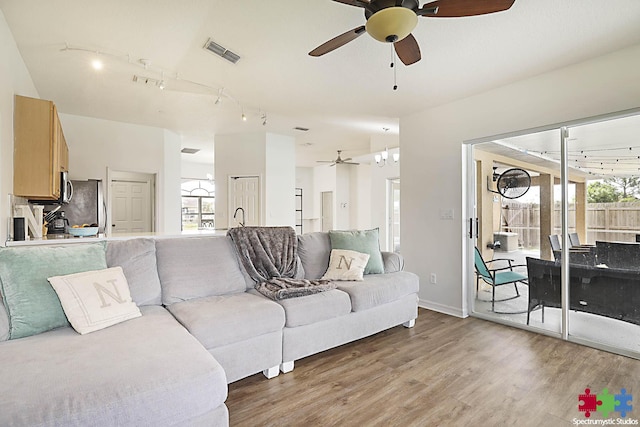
{"left": 430, "top": 273, "right": 437, "bottom": 284}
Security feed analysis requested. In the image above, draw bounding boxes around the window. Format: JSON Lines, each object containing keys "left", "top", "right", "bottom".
{"left": 181, "top": 180, "right": 215, "bottom": 230}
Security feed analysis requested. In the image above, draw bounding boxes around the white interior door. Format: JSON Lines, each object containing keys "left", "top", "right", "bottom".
{"left": 111, "top": 180, "right": 152, "bottom": 234}
{"left": 322, "top": 191, "right": 334, "bottom": 232}
{"left": 229, "top": 176, "right": 260, "bottom": 227}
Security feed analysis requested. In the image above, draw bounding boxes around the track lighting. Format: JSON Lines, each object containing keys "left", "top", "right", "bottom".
{"left": 91, "top": 59, "right": 103, "bottom": 70}
{"left": 158, "top": 72, "right": 165, "bottom": 90}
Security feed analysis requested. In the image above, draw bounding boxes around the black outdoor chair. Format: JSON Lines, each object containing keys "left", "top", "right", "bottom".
{"left": 474, "top": 247, "right": 528, "bottom": 312}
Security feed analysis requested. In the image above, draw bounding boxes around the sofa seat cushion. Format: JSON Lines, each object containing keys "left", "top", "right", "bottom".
{"left": 167, "top": 292, "right": 285, "bottom": 349}
{"left": 0, "top": 306, "right": 227, "bottom": 427}
{"left": 252, "top": 289, "right": 352, "bottom": 328}
{"left": 336, "top": 271, "right": 419, "bottom": 312}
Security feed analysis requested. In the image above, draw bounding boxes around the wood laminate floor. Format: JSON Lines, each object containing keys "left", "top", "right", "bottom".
{"left": 227, "top": 308, "right": 640, "bottom": 426}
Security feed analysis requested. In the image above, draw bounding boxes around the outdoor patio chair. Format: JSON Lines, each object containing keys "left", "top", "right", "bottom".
{"left": 550, "top": 234, "right": 593, "bottom": 263}
{"left": 568, "top": 232, "right": 596, "bottom": 250}
{"left": 474, "top": 247, "right": 528, "bottom": 312}
{"left": 548, "top": 235, "right": 562, "bottom": 261}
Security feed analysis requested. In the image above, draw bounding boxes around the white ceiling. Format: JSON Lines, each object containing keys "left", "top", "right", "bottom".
{"left": 2, "top": 0, "right": 640, "bottom": 167}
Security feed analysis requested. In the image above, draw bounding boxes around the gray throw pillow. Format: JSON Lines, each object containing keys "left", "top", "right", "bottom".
{"left": 328, "top": 228, "right": 384, "bottom": 275}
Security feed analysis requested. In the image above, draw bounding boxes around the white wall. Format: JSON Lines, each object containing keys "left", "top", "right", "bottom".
{"left": 181, "top": 160, "right": 214, "bottom": 180}
{"left": 265, "top": 133, "right": 295, "bottom": 227}
{"left": 214, "top": 132, "right": 266, "bottom": 229}
{"left": 162, "top": 130, "right": 181, "bottom": 234}
{"left": 0, "top": 9, "right": 39, "bottom": 242}
{"left": 402, "top": 43, "right": 640, "bottom": 317}
{"left": 59, "top": 113, "right": 181, "bottom": 233}
{"left": 334, "top": 164, "right": 351, "bottom": 230}
{"left": 350, "top": 164, "right": 371, "bottom": 230}
{"left": 312, "top": 165, "right": 336, "bottom": 232}
{"left": 214, "top": 132, "right": 295, "bottom": 229}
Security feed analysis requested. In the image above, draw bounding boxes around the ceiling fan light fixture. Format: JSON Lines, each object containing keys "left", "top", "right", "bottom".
{"left": 365, "top": 7, "right": 418, "bottom": 43}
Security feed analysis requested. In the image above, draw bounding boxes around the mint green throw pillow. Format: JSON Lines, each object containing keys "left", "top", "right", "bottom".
{"left": 0, "top": 242, "right": 107, "bottom": 339}
{"left": 328, "top": 228, "right": 384, "bottom": 275}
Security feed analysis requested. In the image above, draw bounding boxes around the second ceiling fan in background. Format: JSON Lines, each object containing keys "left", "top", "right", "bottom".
{"left": 309, "top": 0, "right": 516, "bottom": 66}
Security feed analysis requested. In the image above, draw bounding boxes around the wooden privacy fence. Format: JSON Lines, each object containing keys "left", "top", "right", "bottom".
{"left": 499, "top": 201, "right": 640, "bottom": 249}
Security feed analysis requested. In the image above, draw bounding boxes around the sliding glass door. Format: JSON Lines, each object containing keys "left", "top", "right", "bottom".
{"left": 565, "top": 116, "right": 640, "bottom": 356}
{"left": 470, "top": 128, "right": 563, "bottom": 336}
{"left": 466, "top": 111, "right": 640, "bottom": 359}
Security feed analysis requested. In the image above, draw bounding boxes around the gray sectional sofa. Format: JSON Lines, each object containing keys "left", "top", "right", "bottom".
{"left": 0, "top": 231, "right": 419, "bottom": 426}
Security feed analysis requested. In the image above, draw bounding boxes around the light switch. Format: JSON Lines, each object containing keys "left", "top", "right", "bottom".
{"left": 440, "top": 208, "right": 454, "bottom": 220}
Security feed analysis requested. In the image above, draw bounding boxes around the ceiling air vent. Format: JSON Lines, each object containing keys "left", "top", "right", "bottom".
{"left": 181, "top": 148, "right": 200, "bottom": 154}
{"left": 203, "top": 39, "right": 241, "bottom": 64}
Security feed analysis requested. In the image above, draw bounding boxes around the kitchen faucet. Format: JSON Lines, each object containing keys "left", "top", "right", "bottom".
{"left": 233, "top": 207, "right": 246, "bottom": 227}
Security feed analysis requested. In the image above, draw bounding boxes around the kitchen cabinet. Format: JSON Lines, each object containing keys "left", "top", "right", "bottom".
{"left": 13, "top": 95, "right": 69, "bottom": 200}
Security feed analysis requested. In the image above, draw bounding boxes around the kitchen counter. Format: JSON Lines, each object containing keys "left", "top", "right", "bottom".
{"left": 3, "top": 229, "right": 228, "bottom": 247}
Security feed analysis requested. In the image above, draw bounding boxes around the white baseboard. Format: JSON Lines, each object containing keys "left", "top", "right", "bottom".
{"left": 419, "top": 299, "right": 468, "bottom": 318}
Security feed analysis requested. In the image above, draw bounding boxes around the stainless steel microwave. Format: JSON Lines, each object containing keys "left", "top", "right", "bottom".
{"left": 59, "top": 171, "right": 73, "bottom": 204}
{"left": 29, "top": 171, "right": 74, "bottom": 205}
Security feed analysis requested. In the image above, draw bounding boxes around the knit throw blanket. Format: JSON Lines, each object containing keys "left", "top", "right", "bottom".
{"left": 227, "top": 226, "right": 335, "bottom": 300}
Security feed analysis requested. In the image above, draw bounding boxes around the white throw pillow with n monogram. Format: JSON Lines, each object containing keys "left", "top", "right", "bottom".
{"left": 48, "top": 266, "right": 141, "bottom": 335}
{"left": 321, "top": 249, "right": 370, "bottom": 281}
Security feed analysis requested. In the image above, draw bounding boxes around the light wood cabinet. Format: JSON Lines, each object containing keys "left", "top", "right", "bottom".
{"left": 13, "top": 95, "right": 69, "bottom": 199}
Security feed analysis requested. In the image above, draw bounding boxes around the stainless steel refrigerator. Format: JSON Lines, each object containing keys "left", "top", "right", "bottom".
{"left": 64, "top": 179, "right": 106, "bottom": 233}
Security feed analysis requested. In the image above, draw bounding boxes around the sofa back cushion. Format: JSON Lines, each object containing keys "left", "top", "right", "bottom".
{"left": 0, "top": 242, "right": 108, "bottom": 339}
{"left": 156, "top": 237, "right": 246, "bottom": 305}
{"left": 297, "top": 232, "right": 331, "bottom": 280}
{"left": 328, "top": 228, "right": 384, "bottom": 274}
{"left": 106, "top": 238, "right": 162, "bottom": 306}
{"left": 0, "top": 296, "right": 8, "bottom": 342}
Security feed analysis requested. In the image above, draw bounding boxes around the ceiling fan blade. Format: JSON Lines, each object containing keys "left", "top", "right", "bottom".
{"left": 343, "top": 162, "right": 360, "bottom": 165}
{"left": 317, "top": 160, "right": 334, "bottom": 163}
{"left": 332, "top": 0, "right": 370, "bottom": 7}
{"left": 342, "top": 157, "right": 353, "bottom": 162}
{"left": 394, "top": 34, "right": 421, "bottom": 65}
{"left": 419, "top": 0, "right": 515, "bottom": 17}
{"left": 309, "top": 26, "right": 366, "bottom": 57}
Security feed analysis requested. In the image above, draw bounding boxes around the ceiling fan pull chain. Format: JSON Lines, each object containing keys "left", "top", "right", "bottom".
{"left": 390, "top": 44, "right": 398, "bottom": 91}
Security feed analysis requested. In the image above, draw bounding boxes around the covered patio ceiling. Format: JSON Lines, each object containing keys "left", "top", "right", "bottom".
{"left": 476, "top": 112, "right": 640, "bottom": 180}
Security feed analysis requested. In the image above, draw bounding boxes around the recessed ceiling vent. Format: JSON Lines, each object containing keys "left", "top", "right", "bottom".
{"left": 204, "top": 39, "right": 241, "bottom": 64}
{"left": 181, "top": 148, "right": 200, "bottom": 154}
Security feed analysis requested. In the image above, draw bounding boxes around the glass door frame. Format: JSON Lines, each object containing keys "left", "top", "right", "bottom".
{"left": 464, "top": 107, "right": 640, "bottom": 358}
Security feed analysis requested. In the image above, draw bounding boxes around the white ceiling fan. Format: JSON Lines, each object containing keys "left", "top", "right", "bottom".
{"left": 317, "top": 150, "right": 360, "bottom": 166}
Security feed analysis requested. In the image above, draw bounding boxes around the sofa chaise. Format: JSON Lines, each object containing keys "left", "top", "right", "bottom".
{"left": 0, "top": 230, "right": 419, "bottom": 426}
